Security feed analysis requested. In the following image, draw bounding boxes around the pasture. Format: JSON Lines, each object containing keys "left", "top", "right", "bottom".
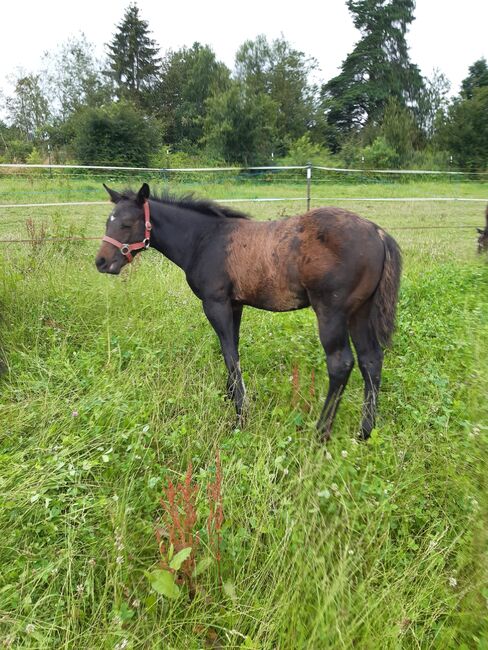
{"left": 0, "top": 173, "right": 487, "bottom": 649}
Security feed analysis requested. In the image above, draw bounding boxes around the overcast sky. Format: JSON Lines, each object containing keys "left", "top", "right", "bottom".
{"left": 0, "top": 0, "right": 487, "bottom": 97}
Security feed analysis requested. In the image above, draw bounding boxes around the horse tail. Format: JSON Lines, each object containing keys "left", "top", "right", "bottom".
{"left": 371, "top": 230, "right": 402, "bottom": 348}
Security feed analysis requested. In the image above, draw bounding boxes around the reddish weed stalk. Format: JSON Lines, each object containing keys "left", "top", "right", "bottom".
{"left": 156, "top": 463, "right": 199, "bottom": 590}
{"left": 25, "top": 218, "right": 48, "bottom": 254}
{"left": 156, "top": 452, "right": 224, "bottom": 595}
{"left": 292, "top": 363, "right": 316, "bottom": 414}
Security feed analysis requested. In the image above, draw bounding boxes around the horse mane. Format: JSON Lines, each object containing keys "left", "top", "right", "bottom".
{"left": 120, "top": 189, "right": 251, "bottom": 220}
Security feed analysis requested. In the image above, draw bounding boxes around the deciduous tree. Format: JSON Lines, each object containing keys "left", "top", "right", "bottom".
{"left": 155, "top": 43, "right": 230, "bottom": 148}
{"left": 42, "top": 35, "right": 110, "bottom": 120}
{"left": 441, "top": 87, "right": 488, "bottom": 171}
{"left": 235, "top": 35, "right": 317, "bottom": 154}
{"left": 203, "top": 82, "right": 277, "bottom": 164}
{"left": 460, "top": 58, "right": 488, "bottom": 99}
{"left": 4, "top": 73, "right": 50, "bottom": 141}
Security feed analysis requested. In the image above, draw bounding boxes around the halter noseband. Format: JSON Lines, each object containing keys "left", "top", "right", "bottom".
{"left": 102, "top": 201, "right": 152, "bottom": 263}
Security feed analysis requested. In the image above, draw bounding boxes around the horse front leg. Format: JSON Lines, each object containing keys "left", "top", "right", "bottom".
{"left": 203, "top": 298, "right": 247, "bottom": 418}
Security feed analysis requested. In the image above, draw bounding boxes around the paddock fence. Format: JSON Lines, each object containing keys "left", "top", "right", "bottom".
{"left": 0, "top": 163, "right": 487, "bottom": 245}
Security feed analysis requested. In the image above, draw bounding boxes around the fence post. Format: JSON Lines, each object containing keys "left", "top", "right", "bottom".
{"left": 306, "top": 162, "right": 312, "bottom": 211}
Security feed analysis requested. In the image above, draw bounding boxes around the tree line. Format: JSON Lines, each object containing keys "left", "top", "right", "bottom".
{"left": 1, "top": 1, "right": 487, "bottom": 171}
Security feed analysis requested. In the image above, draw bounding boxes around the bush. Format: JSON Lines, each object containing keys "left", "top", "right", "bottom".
{"left": 72, "top": 102, "right": 160, "bottom": 167}
{"left": 441, "top": 87, "right": 488, "bottom": 172}
{"left": 341, "top": 136, "right": 400, "bottom": 169}
{"left": 26, "top": 147, "right": 44, "bottom": 164}
{"left": 277, "top": 134, "right": 337, "bottom": 167}
{"left": 149, "top": 148, "right": 225, "bottom": 170}
{"left": 1, "top": 140, "right": 34, "bottom": 163}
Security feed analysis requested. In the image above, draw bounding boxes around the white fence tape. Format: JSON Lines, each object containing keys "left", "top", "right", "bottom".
{"left": 1, "top": 197, "right": 487, "bottom": 210}
{"left": 1, "top": 163, "right": 487, "bottom": 175}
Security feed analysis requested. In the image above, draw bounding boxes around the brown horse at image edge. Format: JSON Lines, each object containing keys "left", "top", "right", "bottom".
{"left": 96, "top": 183, "right": 402, "bottom": 441}
{"left": 477, "top": 204, "right": 488, "bottom": 254}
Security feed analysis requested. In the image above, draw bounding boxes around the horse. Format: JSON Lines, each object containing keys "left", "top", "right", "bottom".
{"left": 95, "top": 183, "right": 402, "bottom": 441}
{"left": 477, "top": 204, "right": 488, "bottom": 254}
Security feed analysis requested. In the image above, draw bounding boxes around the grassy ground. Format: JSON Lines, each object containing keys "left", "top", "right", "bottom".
{"left": 0, "top": 177, "right": 487, "bottom": 648}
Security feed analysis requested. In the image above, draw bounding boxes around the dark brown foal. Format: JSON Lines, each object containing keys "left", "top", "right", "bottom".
{"left": 96, "top": 185, "right": 402, "bottom": 441}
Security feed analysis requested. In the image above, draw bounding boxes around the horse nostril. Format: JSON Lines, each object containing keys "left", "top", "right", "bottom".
{"left": 96, "top": 256, "right": 107, "bottom": 270}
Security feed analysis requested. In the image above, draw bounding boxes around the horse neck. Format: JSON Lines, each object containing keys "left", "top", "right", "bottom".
{"left": 148, "top": 201, "right": 214, "bottom": 271}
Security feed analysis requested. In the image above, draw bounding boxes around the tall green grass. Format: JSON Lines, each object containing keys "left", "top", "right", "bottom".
{"left": 0, "top": 189, "right": 487, "bottom": 648}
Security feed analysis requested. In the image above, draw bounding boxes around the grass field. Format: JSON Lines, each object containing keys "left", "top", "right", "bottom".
{"left": 0, "top": 175, "right": 487, "bottom": 648}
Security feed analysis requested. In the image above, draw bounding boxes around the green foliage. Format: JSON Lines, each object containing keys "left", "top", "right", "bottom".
{"left": 149, "top": 148, "right": 225, "bottom": 170}
{"left": 106, "top": 2, "right": 161, "bottom": 106}
{"left": 378, "top": 97, "right": 421, "bottom": 162}
{"left": 418, "top": 68, "right": 451, "bottom": 138}
{"left": 278, "top": 134, "right": 334, "bottom": 166}
{"left": 4, "top": 73, "right": 50, "bottom": 141}
{"left": 322, "top": 0, "right": 425, "bottom": 143}
{"left": 235, "top": 35, "right": 317, "bottom": 154}
{"left": 148, "top": 569, "right": 180, "bottom": 599}
{"left": 461, "top": 57, "right": 488, "bottom": 99}
{"left": 42, "top": 35, "right": 111, "bottom": 120}
{"left": 71, "top": 101, "right": 160, "bottom": 166}
{"left": 359, "top": 136, "right": 400, "bottom": 168}
{"left": 441, "top": 87, "right": 488, "bottom": 171}
{"left": 1, "top": 6, "right": 487, "bottom": 173}
{"left": 0, "top": 137, "right": 34, "bottom": 163}
{"left": 154, "top": 42, "right": 231, "bottom": 149}
{"left": 26, "top": 147, "right": 44, "bottom": 164}
{"left": 204, "top": 82, "right": 278, "bottom": 164}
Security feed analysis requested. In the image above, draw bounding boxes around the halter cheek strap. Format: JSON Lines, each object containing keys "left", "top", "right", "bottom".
{"left": 102, "top": 201, "right": 152, "bottom": 263}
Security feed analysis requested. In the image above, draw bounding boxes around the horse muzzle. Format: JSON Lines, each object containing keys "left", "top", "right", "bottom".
{"left": 95, "top": 252, "right": 126, "bottom": 275}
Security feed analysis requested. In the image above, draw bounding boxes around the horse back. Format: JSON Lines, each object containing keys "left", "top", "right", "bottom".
{"left": 225, "top": 208, "right": 385, "bottom": 313}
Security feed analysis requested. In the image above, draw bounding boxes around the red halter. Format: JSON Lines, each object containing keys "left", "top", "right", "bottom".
{"left": 102, "top": 201, "right": 152, "bottom": 263}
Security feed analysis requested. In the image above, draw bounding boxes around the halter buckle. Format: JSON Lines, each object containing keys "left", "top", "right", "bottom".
{"left": 120, "top": 244, "right": 130, "bottom": 256}
{"left": 143, "top": 238, "right": 150, "bottom": 249}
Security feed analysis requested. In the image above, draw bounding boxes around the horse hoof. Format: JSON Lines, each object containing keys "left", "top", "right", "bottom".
{"left": 317, "top": 428, "right": 331, "bottom": 444}
{"left": 358, "top": 428, "right": 371, "bottom": 441}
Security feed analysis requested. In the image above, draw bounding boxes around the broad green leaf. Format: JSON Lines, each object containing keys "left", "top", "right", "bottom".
{"left": 169, "top": 547, "right": 192, "bottom": 571}
{"left": 119, "top": 601, "right": 134, "bottom": 621}
{"left": 145, "top": 593, "right": 157, "bottom": 609}
{"left": 192, "top": 556, "right": 213, "bottom": 577}
{"left": 223, "top": 581, "right": 237, "bottom": 602}
{"left": 149, "top": 570, "right": 180, "bottom": 599}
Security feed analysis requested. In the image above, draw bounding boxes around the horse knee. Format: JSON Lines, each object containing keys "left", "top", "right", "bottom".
{"left": 358, "top": 351, "right": 383, "bottom": 385}
{"left": 327, "top": 347, "right": 354, "bottom": 383}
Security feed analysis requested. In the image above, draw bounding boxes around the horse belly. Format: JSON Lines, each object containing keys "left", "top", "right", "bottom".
{"left": 227, "top": 220, "right": 311, "bottom": 311}
{"left": 230, "top": 263, "right": 309, "bottom": 312}
{"left": 240, "top": 283, "right": 309, "bottom": 312}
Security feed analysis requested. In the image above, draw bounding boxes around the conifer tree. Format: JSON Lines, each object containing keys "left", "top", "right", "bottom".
{"left": 106, "top": 3, "right": 161, "bottom": 104}
{"left": 322, "top": 0, "right": 424, "bottom": 145}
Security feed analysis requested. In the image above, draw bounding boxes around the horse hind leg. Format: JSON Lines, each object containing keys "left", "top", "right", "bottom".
{"left": 312, "top": 302, "right": 354, "bottom": 442}
{"left": 349, "top": 298, "right": 384, "bottom": 440}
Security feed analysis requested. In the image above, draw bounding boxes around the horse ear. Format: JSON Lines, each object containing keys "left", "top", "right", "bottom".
{"left": 103, "top": 183, "right": 122, "bottom": 204}
{"left": 136, "top": 183, "right": 150, "bottom": 205}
